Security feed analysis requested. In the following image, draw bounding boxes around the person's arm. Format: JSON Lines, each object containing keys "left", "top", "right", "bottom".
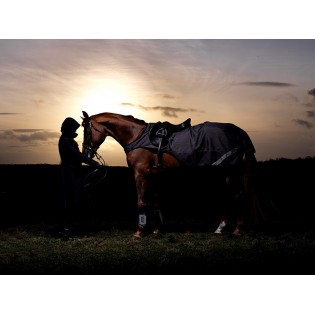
{"left": 79, "top": 151, "right": 101, "bottom": 167}
{"left": 66, "top": 139, "right": 101, "bottom": 167}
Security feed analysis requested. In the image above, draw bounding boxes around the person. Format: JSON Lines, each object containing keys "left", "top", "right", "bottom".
{"left": 58, "top": 117, "right": 101, "bottom": 240}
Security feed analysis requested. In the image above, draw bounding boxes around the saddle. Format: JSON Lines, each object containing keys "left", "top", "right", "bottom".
{"left": 149, "top": 119, "right": 191, "bottom": 167}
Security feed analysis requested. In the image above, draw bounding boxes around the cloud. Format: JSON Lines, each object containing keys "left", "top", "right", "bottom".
{"left": 292, "top": 119, "right": 313, "bottom": 129}
{"left": 0, "top": 112, "right": 21, "bottom": 115}
{"left": 0, "top": 129, "right": 59, "bottom": 142}
{"left": 305, "top": 102, "right": 315, "bottom": 107}
{"left": 157, "top": 93, "right": 176, "bottom": 99}
{"left": 13, "top": 129, "right": 45, "bottom": 133}
{"left": 274, "top": 93, "right": 299, "bottom": 104}
{"left": 306, "top": 111, "right": 315, "bottom": 118}
{"left": 300, "top": 88, "right": 315, "bottom": 108}
{"left": 120, "top": 102, "right": 204, "bottom": 118}
{"left": 32, "top": 99, "right": 44, "bottom": 108}
{"left": 308, "top": 88, "right": 315, "bottom": 97}
{"left": 238, "top": 81, "right": 296, "bottom": 87}
{"left": 291, "top": 89, "right": 315, "bottom": 127}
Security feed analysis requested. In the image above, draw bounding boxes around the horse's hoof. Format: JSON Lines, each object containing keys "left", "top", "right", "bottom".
{"left": 133, "top": 225, "right": 145, "bottom": 239}
{"left": 133, "top": 230, "right": 143, "bottom": 239}
{"left": 232, "top": 229, "right": 242, "bottom": 236}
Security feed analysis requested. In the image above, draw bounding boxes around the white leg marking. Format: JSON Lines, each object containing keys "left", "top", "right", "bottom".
{"left": 214, "top": 220, "right": 226, "bottom": 234}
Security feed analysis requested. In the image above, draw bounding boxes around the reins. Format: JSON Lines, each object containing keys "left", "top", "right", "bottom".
{"left": 83, "top": 119, "right": 107, "bottom": 188}
{"left": 84, "top": 166, "right": 107, "bottom": 188}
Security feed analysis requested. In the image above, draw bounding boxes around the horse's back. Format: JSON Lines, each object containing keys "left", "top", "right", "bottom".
{"left": 168, "top": 121, "right": 255, "bottom": 168}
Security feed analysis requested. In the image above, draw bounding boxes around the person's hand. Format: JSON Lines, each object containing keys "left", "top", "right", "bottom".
{"left": 90, "top": 160, "right": 102, "bottom": 168}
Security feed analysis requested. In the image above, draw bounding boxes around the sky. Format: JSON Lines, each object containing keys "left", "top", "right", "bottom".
{"left": 1, "top": 39, "right": 315, "bottom": 165}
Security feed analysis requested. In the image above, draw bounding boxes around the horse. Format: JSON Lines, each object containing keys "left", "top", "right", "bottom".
{"left": 81, "top": 110, "right": 258, "bottom": 238}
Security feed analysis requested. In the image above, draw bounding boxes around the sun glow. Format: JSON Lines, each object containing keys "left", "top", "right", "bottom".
{"left": 79, "top": 77, "right": 144, "bottom": 118}
{"left": 81, "top": 89, "right": 127, "bottom": 114}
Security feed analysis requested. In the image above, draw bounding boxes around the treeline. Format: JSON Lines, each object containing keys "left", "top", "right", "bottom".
{"left": 0, "top": 157, "right": 315, "bottom": 229}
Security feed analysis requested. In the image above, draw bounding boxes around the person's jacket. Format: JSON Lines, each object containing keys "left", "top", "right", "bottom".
{"left": 58, "top": 135, "right": 99, "bottom": 168}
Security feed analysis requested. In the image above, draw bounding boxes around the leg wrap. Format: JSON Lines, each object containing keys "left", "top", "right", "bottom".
{"left": 138, "top": 214, "right": 147, "bottom": 226}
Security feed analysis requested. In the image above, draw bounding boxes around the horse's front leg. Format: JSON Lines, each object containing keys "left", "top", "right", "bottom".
{"left": 133, "top": 171, "right": 151, "bottom": 239}
{"left": 152, "top": 186, "right": 164, "bottom": 237}
{"left": 133, "top": 173, "right": 164, "bottom": 238}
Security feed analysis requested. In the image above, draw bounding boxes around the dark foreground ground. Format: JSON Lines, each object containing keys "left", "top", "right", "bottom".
{"left": 0, "top": 158, "right": 315, "bottom": 275}
{"left": 1, "top": 222, "right": 315, "bottom": 275}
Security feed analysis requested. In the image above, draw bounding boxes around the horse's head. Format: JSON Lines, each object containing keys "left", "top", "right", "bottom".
{"left": 81, "top": 111, "right": 107, "bottom": 159}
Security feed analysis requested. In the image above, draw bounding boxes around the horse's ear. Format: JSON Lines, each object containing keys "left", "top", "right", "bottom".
{"left": 82, "top": 111, "right": 89, "bottom": 119}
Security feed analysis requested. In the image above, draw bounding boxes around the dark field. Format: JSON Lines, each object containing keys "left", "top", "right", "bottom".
{"left": 0, "top": 158, "right": 315, "bottom": 275}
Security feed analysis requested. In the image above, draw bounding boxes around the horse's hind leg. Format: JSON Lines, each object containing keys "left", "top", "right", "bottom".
{"left": 213, "top": 174, "right": 234, "bottom": 234}
{"left": 231, "top": 177, "right": 246, "bottom": 236}
{"left": 214, "top": 174, "right": 243, "bottom": 235}
{"left": 232, "top": 153, "right": 257, "bottom": 235}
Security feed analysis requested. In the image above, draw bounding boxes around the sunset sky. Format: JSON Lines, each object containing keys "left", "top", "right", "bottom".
{"left": 1, "top": 39, "right": 315, "bottom": 165}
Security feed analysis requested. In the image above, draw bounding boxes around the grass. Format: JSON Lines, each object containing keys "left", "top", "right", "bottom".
{"left": 1, "top": 223, "right": 315, "bottom": 275}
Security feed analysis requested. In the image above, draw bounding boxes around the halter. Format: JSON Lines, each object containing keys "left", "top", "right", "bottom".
{"left": 82, "top": 119, "right": 106, "bottom": 165}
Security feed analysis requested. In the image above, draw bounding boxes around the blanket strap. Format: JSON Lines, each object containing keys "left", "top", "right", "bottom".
{"left": 211, "top": 147, "right": 240, "bottom": 166}
{"left": 156, "top": 128, "right": 167, "bottom": 168}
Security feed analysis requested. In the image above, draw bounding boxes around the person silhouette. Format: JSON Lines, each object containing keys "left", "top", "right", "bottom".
{"left": 58, "top": 117, "right": 101, "bottom": 239}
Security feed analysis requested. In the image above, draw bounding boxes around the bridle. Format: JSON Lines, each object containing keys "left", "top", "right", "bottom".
{"left": 82, "top": 119, "right": 106, "bottom": 165}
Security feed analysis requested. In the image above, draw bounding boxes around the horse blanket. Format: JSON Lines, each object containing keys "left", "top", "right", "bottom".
{"left": 124, "top": 122, "right": 255, "bottom": 167}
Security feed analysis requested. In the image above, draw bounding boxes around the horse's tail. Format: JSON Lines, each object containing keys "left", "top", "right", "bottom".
{"left": 243, "top": 152, "right": 278, "bottom": 227}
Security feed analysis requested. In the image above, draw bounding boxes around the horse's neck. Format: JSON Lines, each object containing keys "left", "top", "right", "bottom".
{"left": 97, "top": 116, "right": 147, "bottom": 146}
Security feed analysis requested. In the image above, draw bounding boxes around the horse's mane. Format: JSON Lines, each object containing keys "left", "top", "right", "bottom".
{"left": 92, "top": 112, "right": 146, "bottom": 125}
{"left": 125, "top": 114, "right": 146, "bottom": 124}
